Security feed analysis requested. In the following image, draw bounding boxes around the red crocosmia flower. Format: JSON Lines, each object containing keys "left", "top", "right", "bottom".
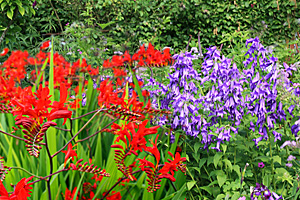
{"left": 158, "top": 151, "right": 186, "bottom": 181}
{"left": 91, "top": 174, "right": 104, "bottom": 182}
{"left": 49, "top": 84, "right": 72, "bottom": 125}
{"left": 62, "top": 143, "right": 78, "bottom": 167}
{"left": 64, "top": 187, "right": 79, "bottom": 200}
{"left": 112, "top": 68, "right": 127, "bottom": 77}
{"left": 111, "top": 55, "right": 124, "bottom": 67}
{"left": 123, "top": 51, "right": 131, "bottom": 63}
{"left": 144, "top": 135, "right": 160, "bottom": 166}
{"left": 137, "top": 44, "right": 146, "bottom": 57}
{"left": 40, "top": 41, "right": 50, "bottom": 50}
{"left": 163, "top": 48, "right": 171, "bottom": 59}
{"left": 103, "top": 59, "right": 112, "bottom": 68}
{"left": 48, "top": 110, "right": 72, "bottom": 124}
{"left": 0, "top": 48, "right": 9, "bottom": 56}
{"left": 146, "top": 43, "right": 155, "bottom": 55}
{"left": 104, "top": 191, "right": 122, "bottom": 200}
{"left": 0, "top": 176, "right": 34, "bottom": 199}
{"left": 137, "top": 58, "right": 145, "bottom": 66}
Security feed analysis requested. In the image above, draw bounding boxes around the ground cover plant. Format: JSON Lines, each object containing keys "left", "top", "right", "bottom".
{"left": 0, "top": 40, "right": 186, "bottom": 199}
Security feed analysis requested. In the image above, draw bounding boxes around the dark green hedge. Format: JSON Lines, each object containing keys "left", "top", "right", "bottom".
{"left": 0, "top": 0, "right": 299, "bottom": 54}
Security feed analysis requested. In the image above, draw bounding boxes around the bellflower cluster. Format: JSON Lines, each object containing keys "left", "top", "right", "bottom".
{"left": 139, "top": 50, "right": 205, "bottom": 142}
{"left": 134, "top": 37, "right": 300, "bottom": 151}
{"left": 199, "top": 46, "right": 246, "bottom": 150}
{"left": 241, "top": 37, "right": 294, "bottom": 146}
{"left": 250, "top": 183, "right": 283, "bottom": 200}
{"left": 159, "top": 51, "right": 204, "bottom": 137}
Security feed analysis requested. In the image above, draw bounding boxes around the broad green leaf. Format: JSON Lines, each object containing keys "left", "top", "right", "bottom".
{"left": 232, "top": 165, "right": 241, "bottom": 177}
{"left": 200, "top": 186, "right": 212, "bottom": 195}
{"left": 216, "top": 194, "right": 226, "bottom": 200}
{"left": 18, "top": 6, "right": 24, "bottom": 16}
{"left": 214, "top": 152, "right": 223, "bottom": 168}
{"left": 223, "top": 159, "right": 233, "bottom": 172}
{"left": 7, "top": 9, "right": 13, "bottom": 19}
{"left": 231, "top": 192, "right": 240, "bottom": 200}
{"left": 1, "top": 2, "right": 6, "bottom": 11}
{"left": 199, "top": 158, "right": 207, "bottom": 170}
{"left": 187, "top": 181, "right": 196, "bottom": 190}
{"left": 217, "top": 173, "right": 226, "bottom": 187}
{"left": 255, "top": 156, "right": 270, "bottom": 162}
{"left": 194, "top": 142, "right": 201, "bottom": 153}
{"left": 272, "top": 155, "right": 281, "bottom": 165}
{"left": 263, "top": 175, "right": 271, "bottom": 187}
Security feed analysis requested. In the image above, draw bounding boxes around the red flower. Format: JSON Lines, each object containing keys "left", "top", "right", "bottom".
{"left": 64, "top": 187, "right": 79, "bottom": 200}
{"left": 91, "top": 174, "right": 104, "bottom": 182}
{"left": 0, "top": 176, "right": 34, "bottom": 200}
{"left": 144, "top": 135, "right": 160, "bottom": 166}
{"left": 158, "top": 151, "right": 186, "bottom": 181}
{"left": 61, "top": 143, "right": 77, "bottom": 167}
{"left": 104, "top": 191, "right": 122, "bottom": 200}
{"left": 0, "top": 48, "right": 9, "bottom": 56}
{"left": 40, "top": 41, "right": 50, "bottom": 50}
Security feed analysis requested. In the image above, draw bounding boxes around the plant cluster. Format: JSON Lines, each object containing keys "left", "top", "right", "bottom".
{"left": 184, "top": 37, "right": 300, "bottom": 199}
{"left": 0, "top": 41, "right": 186, "bottom": 199}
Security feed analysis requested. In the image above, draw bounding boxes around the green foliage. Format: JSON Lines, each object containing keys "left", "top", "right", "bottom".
{"left": 1, "top": 0, "right": 299, "bottom": 65}
{"left": 0, "top": 0, "right": 36, "bottom": 20}
{"left": 51, "top": 21, "right": 112, "bottom": 66}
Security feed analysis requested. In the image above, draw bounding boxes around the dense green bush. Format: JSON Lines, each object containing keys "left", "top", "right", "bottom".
{"left": 1, "top": 0, "right": 299, "bottom": 59}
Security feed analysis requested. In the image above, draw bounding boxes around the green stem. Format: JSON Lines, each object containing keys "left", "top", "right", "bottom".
{"left": 280, "top": 181, "right": 286, "bottom": 197}
{"left": 267, "top": 128, "right": 275, "bottom": 190}
{"left": 186, "top": 167, "right": 202, "bottom": 197}
{"left": 9, "top": 166, "right": 42, "bottom": 178}
{"left": 52, "top": 109, "right": 103, "bottom": 157}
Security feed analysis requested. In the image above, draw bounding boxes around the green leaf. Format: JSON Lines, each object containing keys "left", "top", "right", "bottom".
{"left": 233, "top": 165, "right": 241, "bottom": 177}
{"left": 187, "top": 181, "right": 196, "bottom": 190}
{"left": 129, "top": 66, "right": 144, "bottom": 103}
{"left": 173, "top": 184, "right": 186, "bottom": 200}
{"left": 214, "top": 152, "right": 223, "bottom": 168}
{"left": 223, "top": 159, "right": 233, "bottom": 172}
{"left": 255, "top": 156, "right": 270, "bottom": 162}
{"left": 263, "top": 175, "right": 271, "bottom": 186}
{"left": 73, "top": 173, "right": 85, "bottom": 200}
{"left": 200, "top": 186, "right": 212, "bottom": 195}
{"left": 7, "top": 9, "right": 13, "bottom": 19}
{"left": 217, "top": 173, "right": 226, "bottom": 187}
{"left": 1, "top": 2, "right": 6, "bottom": 11}
{"left": 231, "top": 192, "right": 240, "bottom": 200}
{"left": 97, "top": 21, "right": 116, "bottom": 29}
{"left": 216, "top": 194, "right": 226, "bottom": 200}
{"left": 32, "top": 58, "right": 48, "bottom": 92}
{"left": 272, "top": 155, "right": 281, "bottom": 165}
{"left": 199, "top": 158, "right": 207, "bottom": 170}
{"left": 194, "top": 142, "right": 201, "bottom": 154}
{"left": 18, "top": 6, "right": 25, "bottom": 16}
